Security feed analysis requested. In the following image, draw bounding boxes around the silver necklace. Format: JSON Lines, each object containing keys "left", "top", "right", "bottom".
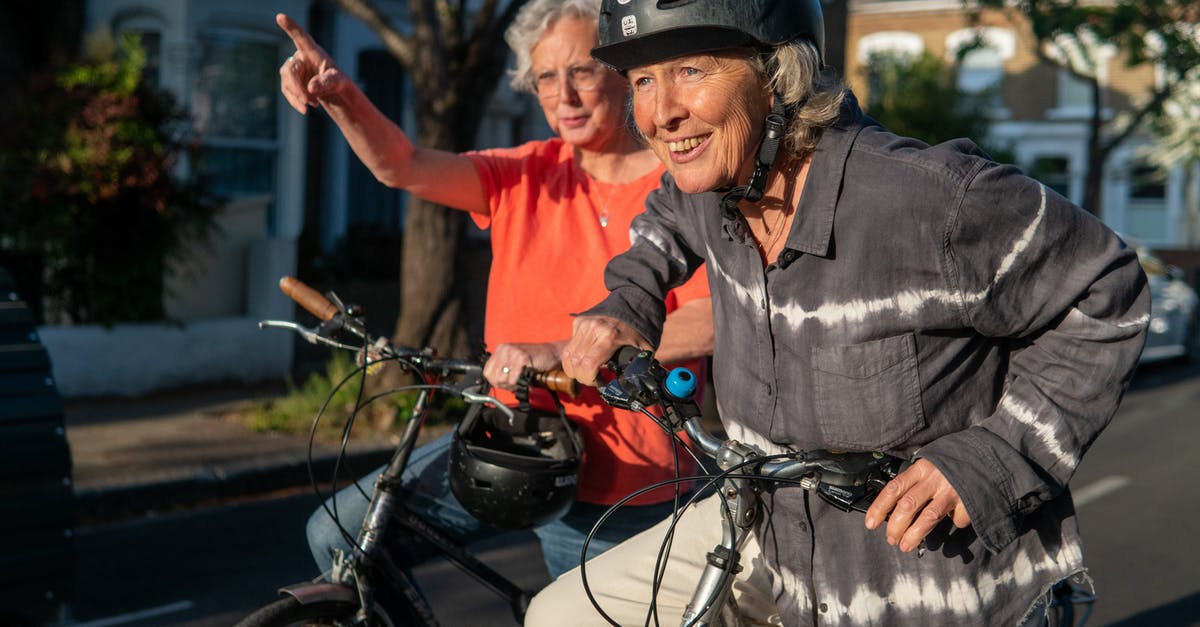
{"left": 587, "top": 158, "right": 633, "bottom": 228}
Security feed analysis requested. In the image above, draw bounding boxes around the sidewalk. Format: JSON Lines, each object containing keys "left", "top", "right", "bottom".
{"left": 64, "top": 381, "right": 411, "bottom": 525}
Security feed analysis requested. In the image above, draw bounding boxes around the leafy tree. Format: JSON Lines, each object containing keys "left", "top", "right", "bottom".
{"left": 859, "top": 49, "right": 1013, "bottom": 161}
{"left": 968, "top": 0, "right": 1200, "bottom": 215}
{"left": 1141, "top": 70, "right": 1200, "bottom": 245}
{"left": 325, "top": 0, "right": 532, "bottom": 361}
{"left": 0, "top": 31, "right": 218, "bottom": 325}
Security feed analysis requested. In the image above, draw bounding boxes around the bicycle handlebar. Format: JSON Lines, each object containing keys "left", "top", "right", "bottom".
{"left": 280, "top": 275, "right": 339, "bottom": 321}
{"left": 268, "top": 275, "right": 578, "bottom": 397}
{"left": 600, "top": 346, "right": 906, "bottom": 513}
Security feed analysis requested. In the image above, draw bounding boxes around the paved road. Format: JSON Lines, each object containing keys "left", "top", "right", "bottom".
{"left": 64, "top": 361, "right": 1200, "bottom": 626}
{"left": 67, "top": 487, "right": 548, "bottom": 626}
{"left": 1070, "top": 358, "right": 1200, "bottom": 626}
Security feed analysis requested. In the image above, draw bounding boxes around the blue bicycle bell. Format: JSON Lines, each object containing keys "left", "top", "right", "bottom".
{"left": 664, "top": 367, "right": 697, "bottom": 400}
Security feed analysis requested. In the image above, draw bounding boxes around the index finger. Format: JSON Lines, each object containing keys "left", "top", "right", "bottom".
{"left": 275, "top": 13, "right": 321, "bottom": 56}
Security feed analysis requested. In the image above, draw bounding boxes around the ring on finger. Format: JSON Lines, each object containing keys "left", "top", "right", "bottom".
{"left": 500, "top": 366, "right": 511, "bottom": 374}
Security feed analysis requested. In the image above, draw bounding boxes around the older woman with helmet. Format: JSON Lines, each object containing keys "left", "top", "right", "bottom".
{"left": 275, "top": 0, "right": 712, "bottom": 581}
{"left": 536, "top": 0, "right": 1150, "bottom": 625}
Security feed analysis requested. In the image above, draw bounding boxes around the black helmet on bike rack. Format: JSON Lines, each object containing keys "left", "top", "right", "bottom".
{"left": 592, "top": 0, "right": 825, "bottom": 73}
{"left": 449, "top": 401, "right": 584, "bottom": 530}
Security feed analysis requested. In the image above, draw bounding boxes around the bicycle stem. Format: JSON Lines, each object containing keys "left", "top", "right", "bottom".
{"left": 681, "top": 438, "right": 760, "bottom": 627}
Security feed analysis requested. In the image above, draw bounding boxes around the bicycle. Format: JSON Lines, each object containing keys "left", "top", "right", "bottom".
{"left": 236, "top": 276, "right": 579, "bottom": 627}
{"left": 585, "top": 348, "right": 1097, "bottom": 627}
{"left": 587, "top": 347, "right": 908, "bottom": 627}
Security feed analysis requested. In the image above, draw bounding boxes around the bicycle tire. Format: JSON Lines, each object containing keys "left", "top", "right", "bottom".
{"left": 235, "top": 597, "right": 398, "bottom": 627}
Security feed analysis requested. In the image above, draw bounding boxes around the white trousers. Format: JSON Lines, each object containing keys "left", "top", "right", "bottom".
{"left": 524, "top": 495, "right": 781, "bottom": 626}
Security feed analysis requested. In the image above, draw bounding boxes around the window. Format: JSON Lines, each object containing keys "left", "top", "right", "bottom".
{"left": 945, "top": 28, "right": 1015, "bottom": 95}
{"left": 126, "top": 30, "right": 162, "bottom": 89}
{"left": 193, "top": 30, "right": 281, "bottom": 223}
{"left": 1043, "top": 34, "right": 1114, "bottom": 118}
{"left": 347, "top": 49, "right": 408, "bottom": 233}
{"left": 856, "top": 31, "right": 924, "bottom": 63}
{"left": 1058, "top": 70, "right": 1092, "bottom": 111}
{"left": 1126, "top": 162, "right": 1168, "bottom": 241}
{"left": 111, "top": 10, "right": 165, "bottom": 90}
{"left": 1028, "top": 156, "right": 1071, "bottom": 199}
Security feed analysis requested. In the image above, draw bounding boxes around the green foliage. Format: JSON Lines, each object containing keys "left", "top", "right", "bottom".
{"left": 0, "top": 30, "right": 219, "bottom": 325}
{"left": 860, "top": 50, "right": 1013, "bottom": 162}
{"left": 967, "top": 0, "right": 1200, "bottom": 213}
{"left": 241, "top": 351, "right": 468, "bottom": 441}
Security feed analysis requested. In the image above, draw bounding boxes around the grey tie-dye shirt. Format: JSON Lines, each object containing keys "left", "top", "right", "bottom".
{"left": 584, "top": 98, "right": 1150, "bottom": 626}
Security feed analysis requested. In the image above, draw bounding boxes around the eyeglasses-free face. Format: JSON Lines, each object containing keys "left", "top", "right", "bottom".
{"left": 532, "top": 61, "right": 605, "bottom": 99}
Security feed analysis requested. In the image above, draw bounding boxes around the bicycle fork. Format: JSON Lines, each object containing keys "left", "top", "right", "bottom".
{"left": 681, "top": 441, "right": 763, "bottom": 627}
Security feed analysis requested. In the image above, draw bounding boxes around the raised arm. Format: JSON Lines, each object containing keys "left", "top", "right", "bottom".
{"left": 275, "top": 13, "right": 486, "bottom": 214}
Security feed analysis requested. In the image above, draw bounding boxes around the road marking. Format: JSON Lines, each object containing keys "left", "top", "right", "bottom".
{"left": 1073, "top": 475, "right": 1131, "bottom": 507}
{"left": 72, "top": 600, "right": 195, "bottom": 627}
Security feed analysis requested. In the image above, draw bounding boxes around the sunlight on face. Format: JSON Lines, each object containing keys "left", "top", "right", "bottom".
{"left": 529, "top": 16, "right": 629, "bottom": 152}
{"left": 627, "top": 52, "right": 769, "bottom": 194}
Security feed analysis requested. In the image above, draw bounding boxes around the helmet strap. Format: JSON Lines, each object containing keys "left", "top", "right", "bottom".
{"left": 516, "top": 367, "right": 581, "bottom": 458}
{"left": 515, "top": 367, "right": 534, "bottom": 412}
{"left": 720, "top": 91, "right": 787, "bottom": 213}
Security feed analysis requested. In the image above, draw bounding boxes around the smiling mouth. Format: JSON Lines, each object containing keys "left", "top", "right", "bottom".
{"left": 667, "top": 135, "right": 710, "bottom": 153}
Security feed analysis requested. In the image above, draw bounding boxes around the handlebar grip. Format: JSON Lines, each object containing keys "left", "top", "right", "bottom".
{"left": 279, "top": 276, "right": 338, "bottom": 321}
{"left": 607, "top": 345, "right": 649, "bottom": 373}
{"left": 533, "top": 369, "right": 580, "bottom": 397}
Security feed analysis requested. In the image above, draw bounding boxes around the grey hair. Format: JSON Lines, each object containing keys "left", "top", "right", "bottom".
{"left": 752, "top": 40, "right": 846, "bottom": 160}
{"left": 505, "top": 0, "right": 601, "bottom": 94}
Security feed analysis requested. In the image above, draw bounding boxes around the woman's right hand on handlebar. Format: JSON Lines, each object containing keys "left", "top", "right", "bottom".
{"left": 485, "top": 341, "right": 567, "bottom": 391}
{"left": 276, "top": 13, "right": 354, "bottom": 113}
{"left": 561, "top": 315, "right": 651, "bottom": 386}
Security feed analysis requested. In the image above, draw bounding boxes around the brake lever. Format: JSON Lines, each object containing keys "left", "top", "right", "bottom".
{"left": 258, "top": 320, "right": 366, "bottom": 353}
{"left": 460, "top": 391, "right": 515, "bottom": 423}
{"left": 599, "top": 347, "right": 665, "bottom": 410}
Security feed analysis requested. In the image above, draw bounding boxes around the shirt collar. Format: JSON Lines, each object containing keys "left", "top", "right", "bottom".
{"left": 782, "top": 91, "right": 868, "bottom": 259}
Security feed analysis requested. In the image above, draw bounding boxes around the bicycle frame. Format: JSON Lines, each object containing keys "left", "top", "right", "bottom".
{"left": 248, "top": 277, "right": 570, "bottom": 626}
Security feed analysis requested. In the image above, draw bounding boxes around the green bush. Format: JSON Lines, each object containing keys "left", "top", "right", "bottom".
{"left": 860, "top": 50, "right": 1015, "bottom": 164}
{"left": 241, "top": 351, "right": 469, "bottom": 442}
{"left": 0, "top": 30, "right": 219, "bottom": 325}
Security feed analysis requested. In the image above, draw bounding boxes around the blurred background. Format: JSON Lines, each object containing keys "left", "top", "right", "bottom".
{"left": 0, "top": 0, "right": 1197, "bottom": 625}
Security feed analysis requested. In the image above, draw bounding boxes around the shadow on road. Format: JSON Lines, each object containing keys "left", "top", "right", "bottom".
{"left": 1128, "top": 358, "right": 1200, "bottom": 392}
{"left": 1103, "top": 590, "right": 1200, "bottom": 627}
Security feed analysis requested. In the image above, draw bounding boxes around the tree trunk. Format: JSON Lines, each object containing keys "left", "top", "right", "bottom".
{"left": 1081, "top": 80, "right": 1106, "bottom": 216}
{"left": 329, "top": 0, "right": 531, "bottom": 394}
{"left": 392, "top": 195, "right": 470, "bottom": 357}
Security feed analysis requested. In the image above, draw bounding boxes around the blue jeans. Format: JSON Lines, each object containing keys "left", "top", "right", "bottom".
{"left": 306, "top": 432, "right": 686, "bottom": 579}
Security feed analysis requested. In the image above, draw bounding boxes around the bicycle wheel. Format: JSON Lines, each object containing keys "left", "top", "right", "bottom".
{"left": 235, "top": 597, "right": 398, "bottom": 627}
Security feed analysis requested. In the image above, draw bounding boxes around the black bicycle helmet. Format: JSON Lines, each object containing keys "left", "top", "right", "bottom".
{"left": 593, "top": 0, "right": 825, "bottom": 72}
{"left": 449, "top": 403, "right": 584, "bottom": 530}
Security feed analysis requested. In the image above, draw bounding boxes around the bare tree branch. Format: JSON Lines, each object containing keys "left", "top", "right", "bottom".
{"left": 324, "top": 0, "right": 415, "bottom": 66}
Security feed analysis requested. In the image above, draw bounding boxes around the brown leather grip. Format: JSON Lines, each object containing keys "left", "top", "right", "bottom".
{"left": 534, "top": 369, "right": 580, "bottom": 397}
{"left": 279, "top": 276, "right": 338, "bottom": 321}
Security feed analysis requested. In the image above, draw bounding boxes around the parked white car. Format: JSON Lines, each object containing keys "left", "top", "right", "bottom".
{"left": 1132, "top": 241, "right": 1200, "bottom": 364}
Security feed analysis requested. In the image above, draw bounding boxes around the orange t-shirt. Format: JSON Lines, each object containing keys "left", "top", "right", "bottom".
{"left": 466, "top": 138, "right": 709, "bottom": 505}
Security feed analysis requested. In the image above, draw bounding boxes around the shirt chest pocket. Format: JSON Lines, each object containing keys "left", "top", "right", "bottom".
{"left": 811, "top": 333, "right": 926, "bottom": 450}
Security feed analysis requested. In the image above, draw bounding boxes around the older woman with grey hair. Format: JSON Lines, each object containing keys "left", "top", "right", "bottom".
{"left": 536, "top": 0, "right": 1149, "bottom": 625}
{"left": 275, "top": 0, "right": 712, "bottom": 581}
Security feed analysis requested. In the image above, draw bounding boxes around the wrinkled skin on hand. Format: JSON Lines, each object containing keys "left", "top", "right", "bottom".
{"left": 864, "top": 458, "right": 972, "bottom": 552}
{"left": 483, "top": 341, "right": 566, "bottom": 391}
{"left": 560, "top": 315, "right": 651, "bottom": 386}
{"left": 276, "top": 13, "right": 355, "bottom": 113}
